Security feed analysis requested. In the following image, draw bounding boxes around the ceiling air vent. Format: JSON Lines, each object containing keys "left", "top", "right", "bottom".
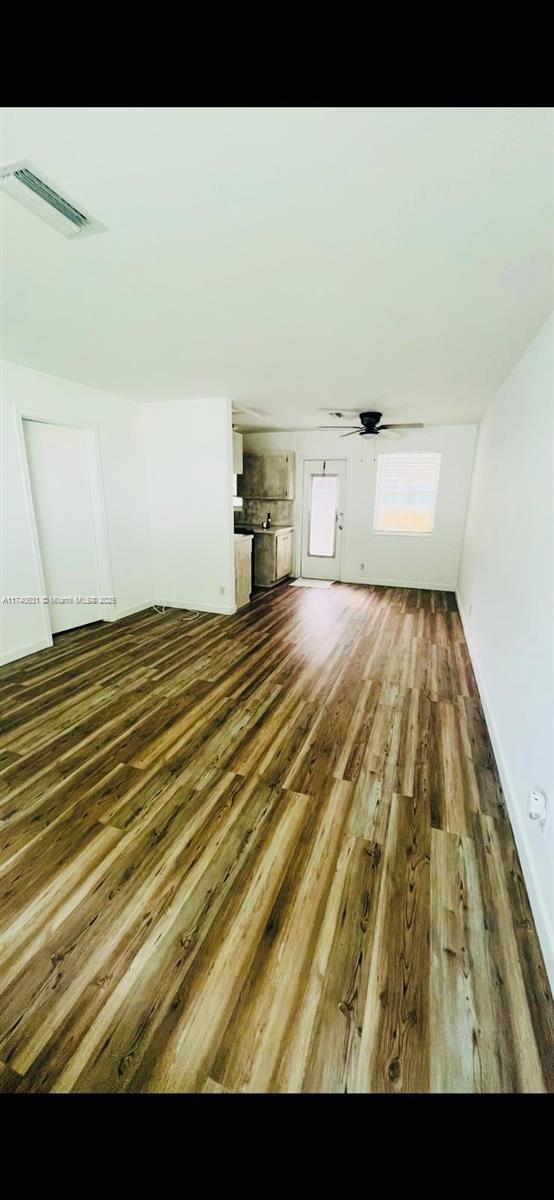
{"left": 0, "top": 160, "right": 106, "bottom": 238}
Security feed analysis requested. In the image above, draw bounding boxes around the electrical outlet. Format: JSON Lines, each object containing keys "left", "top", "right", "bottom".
{"left": 220, "top": 585, "right": 226, "bottom": 596}
{"left": 360, "top": 563, "right": 365, "bottom": 571}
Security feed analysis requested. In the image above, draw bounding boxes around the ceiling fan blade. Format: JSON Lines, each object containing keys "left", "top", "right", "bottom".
{"left": 377, "top": 423, "right": 424, "bottom": 430}
{"left": 318, "top": 425, "right": 362, "bottom": 429}
{"left": 340, "top": 429, "right": 364, "bottom": 438}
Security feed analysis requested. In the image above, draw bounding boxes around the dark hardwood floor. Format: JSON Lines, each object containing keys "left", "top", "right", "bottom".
{"left": 0, "top": 582, "right": 552, "bottom": 1092}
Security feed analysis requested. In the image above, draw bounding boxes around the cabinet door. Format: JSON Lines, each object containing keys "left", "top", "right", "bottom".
{"left": 254, "top": 535, "right": 277, "bottom": 586}
{"left": 261, "top": 455, "right": 288, "bottom": 499}
{"left": 239, "top": 453, "right": 263, "bottom": 498}
{"left": 234, "top": 541, "right": 252, "bottom": 607}
{"left": 278, "top": 453, "right": 295, "bottom": 499}
{"left": 232, "top": 431, "right": 243, "bottom": 474}
{"left": 276, "top": 531, "right": 293, "bottom": 579}
{"left": 240, "top": 452, "right": 295, "bottom": 499}
{"left": 284, "top": 453, "right": 295, "bottom": 500}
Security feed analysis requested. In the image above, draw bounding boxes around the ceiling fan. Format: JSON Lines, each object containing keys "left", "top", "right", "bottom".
{"left": 319, "top": 410, "right": 424, "bottom": 438}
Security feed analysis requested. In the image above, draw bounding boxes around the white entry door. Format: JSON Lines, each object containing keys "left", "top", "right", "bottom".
{"left": 301, "top": 459, "right": 346, "bottom": 580}
{"left": 23, "top": 420, "right": 103, "bottom": 634}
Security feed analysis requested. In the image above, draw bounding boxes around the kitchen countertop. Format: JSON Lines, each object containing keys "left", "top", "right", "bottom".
{"left": 234, "top": 524, "right": 294, "bottom": 536}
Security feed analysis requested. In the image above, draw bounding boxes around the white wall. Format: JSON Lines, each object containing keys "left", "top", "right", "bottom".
{"left": 457, "top": 312, "right": 554, "bottom": 987}
{"left": 243, "top": 425, "right": 477, "bottom": 589}
{"left": 141, "top": 398, "right": 235, "bottom": 615}
{"left": 0, "top": 358, "right": 153, "bottom": 664}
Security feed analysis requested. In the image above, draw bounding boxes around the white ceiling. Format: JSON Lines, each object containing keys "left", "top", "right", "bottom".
{"left": 1, "top": 106, "right": 552, "bottom": 429}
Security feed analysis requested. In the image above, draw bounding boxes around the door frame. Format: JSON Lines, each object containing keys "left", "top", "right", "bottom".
{"left": 15, "top": 409, "right": 116, "bottom": 639}
{"left": 299, "top": 457, "right": 348, "bottom": 581}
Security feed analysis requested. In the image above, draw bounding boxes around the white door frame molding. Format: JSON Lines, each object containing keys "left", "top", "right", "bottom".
{"left": 300, "top": 457, "right": 348, "bottom": 581}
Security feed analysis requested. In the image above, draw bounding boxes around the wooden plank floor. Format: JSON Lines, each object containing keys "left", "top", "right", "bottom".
{"left": 0, "top": 582, "right": 552, "bottom": 1093}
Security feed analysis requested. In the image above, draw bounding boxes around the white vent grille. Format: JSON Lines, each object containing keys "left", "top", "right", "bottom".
{"left": 0, "top": 160, "right": 106, "bottom": 238}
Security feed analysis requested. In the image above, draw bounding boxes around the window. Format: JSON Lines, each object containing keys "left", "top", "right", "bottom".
{"left": 373, "top": 453, "right": 441, "bottom": 535}
{"left": 309, "top": 474, "right": 338, "bottom": 556}
{"left": 233, "top": 473, "right": 243, "bottom": 509}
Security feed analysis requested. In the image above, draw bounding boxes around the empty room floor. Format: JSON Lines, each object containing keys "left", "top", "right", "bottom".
{"left": 0, "top": 582, "right": 552, "bottom": 1093}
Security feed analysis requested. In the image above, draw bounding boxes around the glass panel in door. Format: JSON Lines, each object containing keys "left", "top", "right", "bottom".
{"left": 308, "top": 475, "right": 338, "bottom": 556}
{"left": 301, "top": 459, "right": 346, "bottom": 580}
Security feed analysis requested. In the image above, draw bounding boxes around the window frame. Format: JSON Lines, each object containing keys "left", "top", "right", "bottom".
{"left": 373, "top": 452, "right": 441, "bottom": 537}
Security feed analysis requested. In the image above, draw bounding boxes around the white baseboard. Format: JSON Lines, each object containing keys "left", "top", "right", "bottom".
{"left": 456, "top": 591, "right": 554, "bottom": 990}
{"left": 155, "top": 598, "right": 237, "bottom": 616}
{"left": 0, "top": 599, "right": 234, "bottom": 665}
{"left": 114, "top": 601, "right": 154, "bottom": 620}
{"left": 0, "top": 635, "right": 53, "bottom": 666}
{"left": 342, "top": 575, "right": 455, "bottom": 590}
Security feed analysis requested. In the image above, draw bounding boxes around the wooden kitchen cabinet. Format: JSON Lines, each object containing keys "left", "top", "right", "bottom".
{"left": 254, "top": 528, "right": 294, "bottom": 587}
{"left": 239, "top": 452, "right": 295, "bottom": 499}
{"left": 275, "top": 528, "right": 293, "bottom": 579}
{"left": 261, "top": 454, "right": 288, "bottom": 499}
{"left": 232, "top": 431, "right": 243, "bottom": 474}
{"left": 239, "top": 453, "right": 263, "bottom": 498}
{"left": 234, "top": 535, "right": 253, "bottom": 608}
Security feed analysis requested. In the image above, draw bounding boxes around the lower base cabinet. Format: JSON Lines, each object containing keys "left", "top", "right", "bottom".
{"left": 234, "top": 536, "right": 253, "bottom": 608}
{"left": 255, "top": 528, "right": 293, "bottom": 587}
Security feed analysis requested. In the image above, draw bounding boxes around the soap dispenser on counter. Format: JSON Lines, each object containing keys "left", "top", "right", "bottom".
{"left": 266, "top": 511, "right": 272, "bottom": 528}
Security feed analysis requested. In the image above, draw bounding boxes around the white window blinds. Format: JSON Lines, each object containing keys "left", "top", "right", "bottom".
{"left": 309, "top": 474, "right": 338, "bottom": 556}
{"left": 373, "top": 453, "right": 441, "bottom": 535}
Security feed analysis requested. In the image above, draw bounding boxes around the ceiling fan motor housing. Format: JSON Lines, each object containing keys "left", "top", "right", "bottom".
{"left": 360, "top": 411, "right": 383, "bottom": 428}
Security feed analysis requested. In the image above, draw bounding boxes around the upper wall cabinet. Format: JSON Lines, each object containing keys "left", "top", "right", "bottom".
{"left": 232, "top": 431, "right": 243, "bottom": 474}
{"left": 239, "top": 452, "right": 295, "bottom": 499}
